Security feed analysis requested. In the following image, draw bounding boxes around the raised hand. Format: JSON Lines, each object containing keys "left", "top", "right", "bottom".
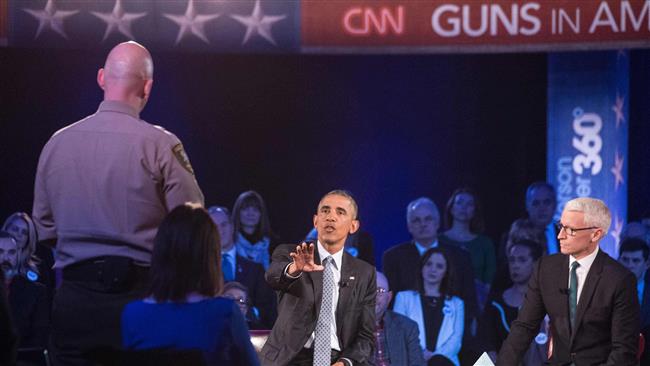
{"left": 288, "top": 242, "right": 324, "bottom": 275}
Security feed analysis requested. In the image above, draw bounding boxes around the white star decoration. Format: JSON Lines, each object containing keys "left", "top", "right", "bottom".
{"left": 612, "top": 93, "right": 625, "bottom": 128}
{"left": 163, "top": 0, "right": 220, "bottom": 45}
{"left": 23, "top": 0, "right": 78, "bottom": 40}
{"left": 610, "top": 150, "right": 625, "bottom": 190}
{"left": 610, "top": 215, "right": 623, "bottom": 247}
{"left": 90, "top": 0, "right": 147, "bottom": 41}
{"left": 231, "top": 0, "right": 286, "bottom": 46}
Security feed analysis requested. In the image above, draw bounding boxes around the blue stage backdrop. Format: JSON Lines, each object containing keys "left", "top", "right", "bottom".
{"left": 547, "top": 50, "right": 629, "bottom": 257}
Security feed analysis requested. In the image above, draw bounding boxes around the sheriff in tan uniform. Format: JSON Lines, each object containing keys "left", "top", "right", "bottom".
{"left": 31, "top": 41, "right": 204, "bottom": 365}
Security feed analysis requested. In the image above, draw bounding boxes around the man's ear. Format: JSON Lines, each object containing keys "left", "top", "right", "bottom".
{"left": 97, "top": 68, "right": 105, "bottom": 90}
{"left": 143, "top": 79, "right": 153, "bottom": 100}
{"left": 591, "top": 228, "right": 605, "bottom": 242}
{"left": 349, "top": 219, "right": 360, "bottom": 235}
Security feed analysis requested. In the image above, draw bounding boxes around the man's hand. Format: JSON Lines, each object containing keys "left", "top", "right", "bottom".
{"left": 331, "top": 362, "right": 345, "bottom": 366}
{"left": 288, "top": 242, "right": 324, "bottom": 275}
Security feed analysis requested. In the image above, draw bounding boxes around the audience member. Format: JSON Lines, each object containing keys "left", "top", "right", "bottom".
{"left": 209, "top": 206, "right": 277, "bottom": 329}
{"left": 222, "top": 281, "right": 264, "bottom": 330}
{"left": 0, "top": 230, "right": 49, "bottom": 349}
{"left": 31, "top": 41, "right": 204, "bottom": 364}
{"left": 393, "top": 247, "right": 464, "bottom": 366}
{"left": 232, "top": 191, "right": 279, "bottom": 270}
{"left": 121, "top": 204, "right": 258, "bottom": 365}
{"left": 440, "top": 188, "right": 496, "bottom": 308}
{"left": 618, "top": 237, "right": 650, "bottom": 364}
{"left": 524, "top": 182, "right": 559, "bottom": 255}
{"left": 261, "top": 190, "right": 376, "bottom": 366}
{"left": 374, "top": 271, "right": 425, "bottom": 366}
{"left": 479, "top": 240, "right": 546, "bottom": 365}
{"left": 306, "top": 227, "right": 376, "bottom": 265}
{"left": 2, "top": 212, "right": 54, "bottom": 290}
{"left": 492, "top": 218, "right": 546, "bottom": 295}
{"left": 382, "top": 197, "right": 478, "bottom": 327}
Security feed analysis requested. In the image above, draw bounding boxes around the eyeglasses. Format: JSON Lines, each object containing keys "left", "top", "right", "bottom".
{"left": 376, "top": 287, "right": 389, "bottom": 295}
{"left": 223, "top": 295, "right": 250, "bottom": 307}
{"left": 555, "top": 222, "right": 597, "bottom": 237}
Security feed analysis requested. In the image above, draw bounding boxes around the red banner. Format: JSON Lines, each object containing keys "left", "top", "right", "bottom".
{"left": 302, "top": 0, "right": 650, "bottom": 51}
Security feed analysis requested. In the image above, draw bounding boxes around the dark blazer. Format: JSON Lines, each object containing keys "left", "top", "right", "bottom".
{"left": 235, "top": 255, "right": 277, "bottom": 329}
{"left": 261, "top": 244, "right": 376, "bottom": 366}
{"left": 497, "top": 250, "right": 639, "bottom": 366}
{"left": 8, "top": 276, "right": 50, "bottom": 348}
{"left": 382, "top": 241, "right": 479, "bottom": 320}
{"left": 382, "top": 310, "right": 426, "bottom": 366}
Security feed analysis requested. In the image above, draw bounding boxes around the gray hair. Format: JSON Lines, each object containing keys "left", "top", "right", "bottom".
{"left": 564, "top": 197, "right": 611, "bottom": 234}
{"left": 406, "top": 197, "right": 440, "bottom": 222}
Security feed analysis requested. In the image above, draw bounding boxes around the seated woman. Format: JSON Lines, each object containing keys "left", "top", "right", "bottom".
{"left": 2, "top": 212, "right": 55, "bottom": 289}
{"left": 479, "top": 239, "right": 547, "bottom": 365}
{"left": 121, "top": 204, "right": 259, "bottom": 365}
{"left": 394, "top": 248, "right": 464, "bottom": 366}
{"left": 232, "top": 191, "right": 279, "bottom": 269}
{"left": 439, "top": 188, "right": 496, "bottom": 309}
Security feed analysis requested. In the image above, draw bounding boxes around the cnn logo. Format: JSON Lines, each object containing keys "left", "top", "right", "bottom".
{"left": 343, "top": 6, "right": 404, "bottom": 36}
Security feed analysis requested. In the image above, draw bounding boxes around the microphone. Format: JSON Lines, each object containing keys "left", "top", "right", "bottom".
{"left": 559, "top": 288, "right": 569, "bottom": 295}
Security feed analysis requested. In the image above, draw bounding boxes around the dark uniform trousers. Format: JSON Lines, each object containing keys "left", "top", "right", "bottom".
{"left": 50, "top": 256, "right": 149, "bottom": 366}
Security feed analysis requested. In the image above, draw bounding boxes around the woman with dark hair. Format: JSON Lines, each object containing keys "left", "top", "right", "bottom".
{"left": 121, "top": 204, "right": 259, "bottom": 365}
{"left": 479, "top": 239, "right": 547, "bottom": 365}
{"left": 2, "top": 212, "right": 55, "bottom": 286}
{"left": 393, "top": 248, "right": 464, "bottom": 366}
{"left": 232, "top": 191, "right": 278, "bottom": 269}
{"left": 440, "top": 188, "right": 496, "bottom": 307}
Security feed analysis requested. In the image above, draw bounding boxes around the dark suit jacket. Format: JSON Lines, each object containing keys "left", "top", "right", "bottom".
{"left": 382, "top": 241, "right": 479, "bottom": 320}
{"left": 235, "top": 255, "right": 277, "bottom": 329}
{"left": 8, "top": 276, "right": 50, "bottom": 348}
{"left": 261, "top": 244, "right": 376, "bottom": 366}
{"left": 382, "top": 310, "right": 426, "bottom": 366}
{"left": 497, "top": 250, "right": 639, "bottom": 366}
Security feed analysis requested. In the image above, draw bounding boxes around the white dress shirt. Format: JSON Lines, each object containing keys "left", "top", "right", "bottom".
{"left": 568, "top": 246, "right": 599, "bottom": 304}
{"left": 303, "top": 241, "right": 343, "bottom": 351}
{"left": 414, "top": 239, "right": 439, "bottom": 256}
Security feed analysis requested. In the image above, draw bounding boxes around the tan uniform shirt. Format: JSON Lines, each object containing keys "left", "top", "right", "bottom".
{"left": 32, "top": 100, "right": 204, "bottom": 268}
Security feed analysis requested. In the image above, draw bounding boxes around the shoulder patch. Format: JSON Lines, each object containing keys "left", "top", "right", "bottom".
{"left": 172, "top": 143, "right": 195, "bottom": 175}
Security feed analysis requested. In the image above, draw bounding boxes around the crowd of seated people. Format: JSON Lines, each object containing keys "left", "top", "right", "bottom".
{"left": 1, "top": 183, "right": 650, "bottom": 365}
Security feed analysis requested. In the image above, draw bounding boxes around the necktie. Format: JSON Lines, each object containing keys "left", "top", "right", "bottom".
{"left": 314, "top": 256, "right": 334, "bottom": 366}
{"left": 222, "top": 254, "right": 234, "bottom": 282}
{"left": 569, "top": 261, "right": 580, "bottom": 331}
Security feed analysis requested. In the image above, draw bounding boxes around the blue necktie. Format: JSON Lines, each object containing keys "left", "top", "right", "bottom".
{"left": 314, "top": 257, "right": 334, "bottom": 366}
{"left": 222, "top": 253, "right": 234, "bottom": 282}
{"left": 569, "top": 261, "right": 580, "bottom": 331}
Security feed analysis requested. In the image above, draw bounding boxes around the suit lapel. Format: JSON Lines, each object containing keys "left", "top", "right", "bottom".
{"left": 309, "top": 250, "right": 324, "bottom": 318}
{"left": 556, "top": 255, "right": 572, "bottom": 342}
{"left": 570, "top": 250, "right": 605, "bottom": 345}
{"left": 336, "top": 252, "right": 356, "bottom": 333}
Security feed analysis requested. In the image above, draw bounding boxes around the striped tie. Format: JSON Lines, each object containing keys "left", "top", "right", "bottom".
{"left": 313, "top": 256, "right": 334, "bottom": 366}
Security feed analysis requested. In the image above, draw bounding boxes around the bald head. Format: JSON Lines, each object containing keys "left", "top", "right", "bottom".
{"left": 98, "top": 41, "right": 154, "bottom": 112}
{"left": 376, "top": 271, "right": 389, "bottom": 291}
